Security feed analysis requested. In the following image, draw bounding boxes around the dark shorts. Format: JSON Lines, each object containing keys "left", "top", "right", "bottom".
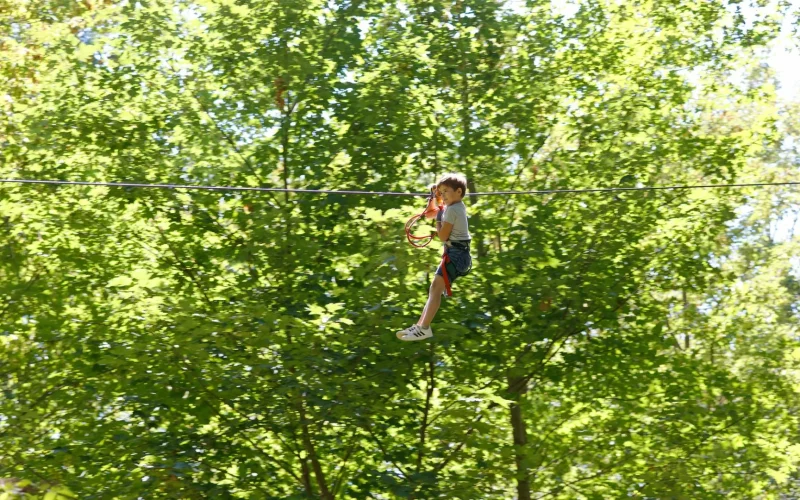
{"left": 435, "top": 244, "right": 472, "bottom": 284}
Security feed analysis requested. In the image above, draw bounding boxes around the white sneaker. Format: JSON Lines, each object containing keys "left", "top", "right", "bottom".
{"left": 396, "top": 324, "right": 419, "bottom": 339}
{"left": 397, "top": 324, "right": 433, "bottom": 341}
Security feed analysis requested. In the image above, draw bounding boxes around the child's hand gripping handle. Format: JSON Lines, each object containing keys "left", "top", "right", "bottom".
{"left": 423, "top": 184, "right": 444, "bottom": 219}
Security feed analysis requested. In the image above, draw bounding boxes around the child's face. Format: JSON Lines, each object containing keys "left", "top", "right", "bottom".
{"left": 438, "top": 184, "right": 462, "bottom": 205}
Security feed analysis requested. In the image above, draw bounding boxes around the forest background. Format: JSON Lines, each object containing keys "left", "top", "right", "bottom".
{"left": 2, "top": 0, "right": 800, "bottom": 498}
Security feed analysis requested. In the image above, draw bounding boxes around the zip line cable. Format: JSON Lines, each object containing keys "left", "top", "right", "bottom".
{"left": 1, "top": 178, "right": 800, "bottom": 196}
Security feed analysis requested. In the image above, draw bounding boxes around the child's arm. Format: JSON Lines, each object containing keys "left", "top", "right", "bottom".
{"left": 437, "top": 221, "right": 453, "bottom": 242}
{"left": 435, "top": 206, "right": 452, "bottom": 242}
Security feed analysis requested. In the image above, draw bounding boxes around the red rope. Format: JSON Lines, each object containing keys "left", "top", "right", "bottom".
{"left": 405, "top": 189, "right": 442, "bottom": 248}
{"left": 405, "top": 211, "right": 435, "bottom": 247}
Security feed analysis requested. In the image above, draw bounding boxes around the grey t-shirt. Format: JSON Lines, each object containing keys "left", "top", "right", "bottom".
{"left": 442, "top": 201, "right": 471, "bottom": 241}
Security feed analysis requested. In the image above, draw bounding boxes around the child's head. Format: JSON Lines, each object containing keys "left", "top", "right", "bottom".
{"left": 437, "top": 173, "right": 468, "bottom": 204}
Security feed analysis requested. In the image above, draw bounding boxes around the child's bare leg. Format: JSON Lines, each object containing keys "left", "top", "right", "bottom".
{"left": 417, "top": 285, "right": 435, "bottom": 325}
{"left": 417, "top": 300, "right": 429, "bottom": 326}
{"left": 418, "top": 275, "right": 446, "bottom": 328}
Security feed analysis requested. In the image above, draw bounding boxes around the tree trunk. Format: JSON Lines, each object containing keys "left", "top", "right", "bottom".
{"left": 682, "top": 288, "right": 690, "bottom": 350}
{"left": 508, "top": 376, "right": 531, "bottom": 500}
{"left": 299, "top": 400, "right": 333, "bottom": 500}
{"left": 416, "top": 355, "right": 436, "bottom": 472}
{"left": 299, "top": 452, "right": 314, "bottom": 497}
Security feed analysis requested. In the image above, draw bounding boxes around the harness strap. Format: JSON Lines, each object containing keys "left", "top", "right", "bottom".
{"left": 440, "top": 249, "right": 453, "bottom": 297}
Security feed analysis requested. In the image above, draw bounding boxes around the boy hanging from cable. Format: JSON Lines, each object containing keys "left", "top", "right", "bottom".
{"left": 397, "top": 173, "right": 472, "bottom": 341}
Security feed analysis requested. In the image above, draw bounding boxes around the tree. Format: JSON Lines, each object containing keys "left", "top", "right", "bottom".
{"left": 1, "top": 0, "right": 798, "bottom": 498}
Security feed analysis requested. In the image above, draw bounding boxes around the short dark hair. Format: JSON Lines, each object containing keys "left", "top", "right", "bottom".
{"left": 437, "top": 173, "right": 468, "bottom": 198}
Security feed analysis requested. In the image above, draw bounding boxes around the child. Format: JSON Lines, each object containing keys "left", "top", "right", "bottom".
{"left": 397, "top": 173, "right": 472, "bottom": 341}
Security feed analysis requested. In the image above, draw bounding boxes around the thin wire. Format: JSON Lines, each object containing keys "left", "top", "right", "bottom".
{"left": 1, "top": 178, "right": 799, "bottom": 196}
{"left": 0, "top": 178, "right": 424, "bottom": 196}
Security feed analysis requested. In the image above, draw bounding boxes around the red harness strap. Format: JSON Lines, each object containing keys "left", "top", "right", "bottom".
{"left": 440, "top": 248, "right": 453, "bottom": 297}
